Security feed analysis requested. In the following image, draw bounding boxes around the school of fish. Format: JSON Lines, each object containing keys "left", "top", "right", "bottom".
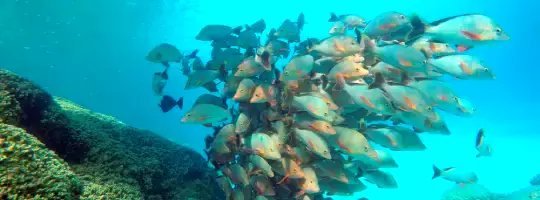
{"left": 145, "top": 11, "right": 508, "bottom": 200}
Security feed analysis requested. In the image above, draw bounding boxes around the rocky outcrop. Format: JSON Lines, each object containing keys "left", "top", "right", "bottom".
{"left": 0, "top": 69, "right": 223, "bottom": 200}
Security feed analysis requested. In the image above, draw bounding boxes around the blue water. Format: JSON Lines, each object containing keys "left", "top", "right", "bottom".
{"left": 2, "top": 0, "right": 539, "bottom": 199}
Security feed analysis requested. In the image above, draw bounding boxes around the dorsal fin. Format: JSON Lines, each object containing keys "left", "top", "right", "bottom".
{"left": 429, "top": 14, "right": 479, "bottom": 26}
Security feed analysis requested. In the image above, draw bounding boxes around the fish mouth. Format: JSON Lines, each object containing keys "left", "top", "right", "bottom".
{"left": 498, "top": 33, "right": 510, "bottom": 41}
{"left": 181, "top": 117, "right": 187, "bottom": 123}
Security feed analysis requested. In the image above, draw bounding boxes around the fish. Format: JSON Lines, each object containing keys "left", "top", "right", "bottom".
{"left": 407, "top": 77, "right": 460, "bottom": 109}
{"left": 229, "top": 163, "right": 250, "bottom": 185}
{"left": 146, "top": 43, "right": 184, "bottom": 65}
{"left": 158, "top": 95, "right": 183, "bottom": 112}
{"left": 237, "top": 29, "right": 260, "bottom": 49}
{"left": 432, "top": 165, "right": 479, "bottom": 185}
{"left": 235, "top": 112, "right": 251, "bottom": 134}
{"left": 430, "top": 54, "right": 496, "bottom": 80}
{"left": 185, "top": 69, "right": 223, "bottom": 90}
{"left": 294, "top": 128, "right": 332, "bottom": 159}
{"left": 250, "top": 175, "right": 276, "bottom": 196}
{"left": 235, "top": 56, "right": 267, "bottom": 77}
{"left": 319, "top": 178, "right": 367, "bottom": 196}
{"left": 247, "top": 132, "right": 282, "bottom": 160}
{"left": 369, "top": 73, "right": 436, "bottom": 118}
{"left": 365, "top": 40, "right": 430, "bottom": 73}
{"left": 194, "top": 94, "right": 228, "bottom": 109}
{"left": 407, "top": 37, "right": 456, "bottom": 58}
{"left": 275, "top": 19, "right": 301, "bottom": 43}
{"left": 363, "top": 11, "right": 412, "bottom": 39}
{"left": 475, "top": 128, "right": 493, "bottom": 158}
{"left": 250, "top": 83, "right": 278, "bottom": 105}
{"left": 195, "top": 24, "right": 242, "bottom": 41}
{"left": 394, "top": 109, "right": 450, "bottom": 135}
{"left": 296, "top": 12, "right": 306, "bottom": 31}
{"left": 327, "top": 60, "right": 370, "bottom": 83}
{"left": 181, "top": 103, "right": 231, "bottom": 124}
{"left": 329, "top": 21, "right": 347, "bottom": 36}
{"left": 216, "top": 176, "right": 233, "bottom": 197}
{"left": 309, "top": 35, "right": 365, "bottom": 57}
{"left": 334, "top": 74, "right": 396, "bottom": 115}
{"left": 364, "top": 169, "right": 398, "bottom": 188}
{"left": 246, "top": 19, "right": 267, "bottom": 34}
{"left": 211, "top": 34, "right": 239, "bottom": 48}
{"left": 249, "top": 155, "right": 275, "bottom": 177}
{"left": 294, "top": 112, "right": 336, "bottom": 135}
{"left": 409, "top": 14, "right": 509, "bottom": 51}
{"left": 300, "top": 167, "right": 320, "bottom": 194}
{"left": 281, "top": 55, "right": 315, "bottom": 81}
{"left": 365, "top": 125, "right": 426, "bottom": 151}
{"left": 291, "top": 95, "right": 332, "bottom": 122}
{"left": 152, "top": 72, "right": 167, "bottom": 96}
{"left": 327, "top": 127, "right": 378, "bottom": 159}
{"left": 328, "top": 13, "right": 367, "bottom": 29}
{"left": 233, "top": 78, "right": 257, "bottom": 101}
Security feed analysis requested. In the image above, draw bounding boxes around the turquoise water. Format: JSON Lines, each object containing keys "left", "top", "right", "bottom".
{"left": 2, "top": 0, "right": 538, "bottom": 199}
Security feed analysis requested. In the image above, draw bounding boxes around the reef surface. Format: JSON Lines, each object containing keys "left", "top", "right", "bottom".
{"left": 0, "top": 69, "right": 224, "bottom": 200}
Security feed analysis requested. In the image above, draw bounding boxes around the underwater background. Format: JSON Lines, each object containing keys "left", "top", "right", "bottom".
{"left": 1, "top": 0, "right": 539, "bottom": 199}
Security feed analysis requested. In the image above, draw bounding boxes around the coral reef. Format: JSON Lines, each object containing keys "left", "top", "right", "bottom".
{"left": 441, "top": 184, "right": 505, "bottom": 200}
{"left": 501, "top": 185, "right": 540, "bottom": 200}
{"left": 531, "top": 174, "right": 540, "bottom": 186}
{"left": 0, "top": 123, "right": 83, "bottom": 199}
{"left": 0, "top": 69, "right": 223, "bottom": 199}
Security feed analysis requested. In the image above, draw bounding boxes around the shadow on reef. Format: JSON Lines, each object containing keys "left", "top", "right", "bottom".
{"left": 0, "top": 69, "right": 225, "bottom": 200}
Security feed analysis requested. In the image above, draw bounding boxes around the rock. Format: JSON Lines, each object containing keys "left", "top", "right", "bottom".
{"left": 441, "top": 184, "right": 504, "bottom": 200}
{"left": 0, "top": 69, "right": 224, "bottom": 199}
{"left": 0, "top": 123, "right": 83, "bottom": 199}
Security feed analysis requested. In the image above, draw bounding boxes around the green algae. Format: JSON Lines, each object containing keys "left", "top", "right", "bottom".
{"left": 0, "top": 123, "right": 82, "bottom": 200}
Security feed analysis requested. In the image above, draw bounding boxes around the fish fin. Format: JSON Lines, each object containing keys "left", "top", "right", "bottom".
{"left": 400, "top": 72, "right": 412, "bottom": 85}
{"left": 354, "top": 28, "right": 363, "bottom": 44}
{"left": 456, "top": 45, "right": 473, "bottom": 52}
{"left": 475, "top": 154, "right": 482, "bottom": 158}
{"left": 368, "top": 72, "right": 385, "bottom": 90}
{"left": 475, "top": 128, "right": 485, "bottom": 149}
{"left": 232, "top": 26, "right": 243, "bottom": 35}
{"left": 333, "top": 73, "right": 346, "bottom": 91}
{"left": 406, "top": 13, "right": 430, "bottom": 42}
{"left": 429, "top": 14, "right": 480, "bottom": 26}
{"left": 328, "top": 12, "right": 340, "bottom": 22}
{"left": 432, "top": 165, "right": 442, "bottom": 179}
{"left": 187, "top": 49, "right": 199, "bottom": 58}
{"left": 177, "top": 97, "right": 184, "bottom": 110}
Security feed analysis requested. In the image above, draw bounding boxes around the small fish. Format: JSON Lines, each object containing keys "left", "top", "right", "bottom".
{"left": 146, "top": 43, "right": 184, "bottom": 65}
{"left": 309, "top": 35, "right": 365, "bottom": 57}
{"left": 328, "top": 127, "right": 378, "bottom": 159}
{"left": 296, "top": 12, "right": 306, "bottom": 31}
{"left": 158, "top": 95, "right": 183, "bottom": 112}
{"left": 250, "top": 83, "right": 278, "bottom": 105}
{"left": 294, "top": 112, "right": 337, "bottom": 135}
{"left": 334, "top": 74, "right": 396, "bottom": 115}
{"left": 328, "top": 13, "right": 367, "bottom": 29}
{"left": 181, "top": 103, "right": 231, "bottom": 124}
{"left": 275, "top": 19, "right": 301, "bottom": 43}
{"left": 281, "top": 55, "right": 315, "bottom": 81}
{"left": 152, "top": 72, "right": 167, "bottom": 96}
{"left": 329, "top": 21, "right": 347, "bottom": 36}
{"left": 365, "top": 125, "right": 426, "bottom": 151}
{"left": 475, "top": 128, "right": 493, "bottom": 158}
{"left": 432, "top": 165, "right": 479, "bottom": 185}
{"left": 195, "top": 24, "right": 242, "bottom": 41}
{"left": 233, "top": 78, "right": 257, "bottom": 101}
{"left": 295, "top": 128, "right": 332, "bottom": 159}
{"left": 407, "top": 37, "right": 456, "bottom": 58}
{"left": 409, "top": 14, "right": 509, "bottom": 51}
{"left": 291, "top": 95, "right": 332, "bottom": 122}
{"left": 250, "top": 175, "right": 276, "bottom": 196}
{"left": 363, "top": 11, "right": 412, "bottom": 38}
{"left": 237, "top": 29, "right": 260, "bottom": 49}
{"left": 365, "top": 40, "right": 430, "bottom": 73}
{"left": 327, "top": 60, "right": 369, "bottom": 83}
{"left": 430, "top": 54, "right": 495, "bottom": 80}
{"left": 235, "top": 112, "right": 251, "bottom": 134}
{"left": 230, "top": 163, "right": 250, "bottom": 185}
{"left": 216, "top": 176, "right": 233, "bottom": 197}
{"left": 364, "top": 169, "right": 398, "bottom": 188}
{"left": 235, "top": 56, "right": 266, "bottom": 77}
{"left": 185, "top": 68, "right": 223, "bottom": 90}
{"left": 246, "top": 19, "right": 267, "bottom": 34}
{"left": 249, "top": 155, "right": 275, "bottom": 177}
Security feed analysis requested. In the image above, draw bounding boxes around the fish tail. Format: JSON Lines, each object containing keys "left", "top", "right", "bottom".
{"left": 359, "top": 118, "right": 367, "bottom": 131}
{"left": 407, "top": 13, "right": 430, "bottom": 42}
{"left": 368, "top": 72, "right": 385, "bottom": 90}
{"left": 187, "top": 49, "right": 199, "bottom": 58}
{"left": 177, "top": 97, "right": 184, "bottom": 110}
{"left": 400, "top": 72, "right": 412, "bottom": 85}
{"left": 332, "top": 73, "right": 346, "bottom": 91}
{"left": 328, "top": 12, "right": 339, "bottom": 22}
{"left": 432, "top": 165, "right": 442, "bottom": 179}
{"left": 232, "top": 26, "right": 243, "bottom": 35}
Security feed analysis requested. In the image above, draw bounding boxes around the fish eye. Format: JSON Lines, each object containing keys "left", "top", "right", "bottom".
{"left": 270, "top": 148, "right": 274, "bottom": 152}
{"left": 323, "top": 150, "right": 328, "bottom": 153}
{"left": 495, "top": 28, "right": 502, "bottom": 33}
{"left": 310, "top": 181, "right": 313, "bottom": 184}
{"left": 445, "top": 44, "right": 450, "bottom": 48}
{"left": 284, "top": 71, "right": 289, "bottom": 75}
{"left": 422, "top": 60, "right": 427, "bottom": 64}
{"left": 324, "top": 112, "right": 328, "bottom": 116}
{"left": 326, "top": 125, "right": 330, "bottom": 129}
{"left": 355, "top": 68, "right": 360, "bottom": 72}
{"left": 364, "top": 146, "right": 369, "bottom": 152}
{"left": 427, "top": 106, "right": 433, "bottom": 111}
{"left": 255, "top": 94, "right": 260, "bottom": 97}
{"left": 187, "top": 113, "right": 192, "bottom": 117}
{"left": 483, "top": 68, "right": 489, "bottom": 72}
{"left": 399, "top": 15, "right": 405, "bottom": 19}
{"left": 239, "top": 69, "right": 244, "bottom": 72}
{"left": 453, "top": 97, "right": 459, "bottom": 101}
{"left": 472, "top": 108, "right": 476, "bottom": 111}
{"left": 240, "top": 89, "right": 244, "bottom": 92}
{"left": 293, "top": 169, "right": 297, "bottom": 172}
